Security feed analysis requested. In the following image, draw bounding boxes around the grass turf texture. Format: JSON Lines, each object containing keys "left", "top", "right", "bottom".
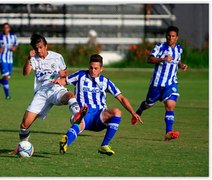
{"left": 0, "top": 68, "right": 208, "bottom": 176}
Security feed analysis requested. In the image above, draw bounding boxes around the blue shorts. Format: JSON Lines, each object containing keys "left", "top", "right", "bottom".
{"left": 145, "top": 84, "right": 179, "bottom": 106}
{"left": 84, "top": 108, "right": 107, "bottom": 132}
{"left": 0, "top": 62, "right": 13, "bottom": 76}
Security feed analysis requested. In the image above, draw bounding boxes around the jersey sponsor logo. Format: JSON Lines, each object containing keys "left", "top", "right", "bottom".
{"left": 83, "top": 86, "right": 103, "bottom": 93}
{"left": 35, "top": 70, "right": 52, "bottom": 80}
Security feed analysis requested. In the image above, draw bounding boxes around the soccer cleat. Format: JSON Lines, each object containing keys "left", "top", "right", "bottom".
{"left": 164, "top": 130, "right": 180, "bottom": 141}
{"left": 72, "top": 105, "right": 88, "bottom": 124}
{"left": 5, "top": 96, "right": 11, "bottom": 100}
{"left": 59, "top": 135, "right": 68, "bottom": 154}
{"left": 98, "top": 145, "right": 115, "bottom": 156}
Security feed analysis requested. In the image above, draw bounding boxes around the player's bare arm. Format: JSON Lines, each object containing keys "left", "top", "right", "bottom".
{"left": 0, "top": 47, "right": 4, "bottom": 53}
{"left": 58, "top": 69, "right": 70, "bottom": 77}
{"left": 53, "top": 77, "right": 67, "bottom": 86}
{"left": 116, "top": 94, "right": 143, "bottom": 124}
{"left": 178, "top": 60, "right": 188, "bottom": 71}
{"left": 10, "top": 45, "right": 17, "bottom": 52}
{"left": 23, "top": 50, "right": 35, "bottom": 76}
{"left": 147, "top": 55, "right": 172, "bottom": 64}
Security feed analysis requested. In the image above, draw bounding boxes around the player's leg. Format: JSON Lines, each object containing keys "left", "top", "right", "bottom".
{"left": 8, "top": 111, "right": 38, "bottom": 155}
{"left": 132, "top": 86, "right": 160, "bottom": 125}
{"left": 59, "top": 122, "right": 83, "bottom": 154}
{"left": 162, "top": 84, "right": 180, "bottom": 140}
{"left": 164, "top": 97, "right": 180, "bottom": 140}
{"left": 19, "top": 111, "right": 38, "bottom": 141}
{"left": 98, "top": 108, "right": 122, "bottom": 155}
{"left": 0, "top": 62, "right": 11, "bottom": 99}
{"left": 20, "top": 91, "right": 52, "bottom": 141}
{"left": 135, "top": 86, "right": 160, "bottom": 116}
{"left": 59, "top": 91, "right": 88, "bottom": 124}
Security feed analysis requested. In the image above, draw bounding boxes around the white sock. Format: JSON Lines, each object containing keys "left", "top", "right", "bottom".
{"left": 68, "top": 98, "right": 80, "bottom": 115}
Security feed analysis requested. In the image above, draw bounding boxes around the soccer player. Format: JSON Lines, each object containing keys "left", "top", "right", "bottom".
{"left": 54, "top": 54, "right": 142, "bottom": 155}
{"left": 10, "top": 34, "right": 87, "bottom": 154}
{"left": 0, "top": 23, "right": 18, "bottom": 99}
{"left": 131, "top": 26, "right": 188, "bottom": 141}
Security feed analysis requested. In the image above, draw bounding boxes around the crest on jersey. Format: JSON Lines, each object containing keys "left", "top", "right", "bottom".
{"left": 172, "top": 87, "right": 177, "bottom": 92}
{"left": 51, "top": 63, "right": 57, "bottom": 70}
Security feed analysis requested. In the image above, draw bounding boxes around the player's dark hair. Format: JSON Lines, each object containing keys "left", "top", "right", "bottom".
{"left": 166, "top": 26, "right": 179, "bottom": 36}
{"left": 30, "top": 33, "right": 47, "bottom": 49}
{"left": 89, "top": 54, "right": 103, "bottom": 66}
{"left": 2, "top": 22, "right": 10, "bottom": 28}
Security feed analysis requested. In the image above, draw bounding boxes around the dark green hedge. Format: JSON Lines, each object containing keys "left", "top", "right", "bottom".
{"left": 13, "top": 41, "right": 208, "bottom": 68}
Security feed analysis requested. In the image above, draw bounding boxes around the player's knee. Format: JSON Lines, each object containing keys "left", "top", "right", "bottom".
{"left": 3, "top": 75, "right": 9, "bottom": 80}
{"left": 111, "top": 108, "right": 122, "bottom": 117}
{"left": 66, "top": 91, "right": 75, "bottom": 99}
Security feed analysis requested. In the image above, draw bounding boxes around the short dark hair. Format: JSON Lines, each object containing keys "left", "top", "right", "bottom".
{"left": 166, "top": 26, "right": 179, "bottom": 36}
{"left": 30, "top": 33, "right": 47, "bottom": 49}
{"left": 89, "top": 54, "right": 103, "bottom": 66}
{"left": 2, "top": 22, "right": 10, "bottom": 27}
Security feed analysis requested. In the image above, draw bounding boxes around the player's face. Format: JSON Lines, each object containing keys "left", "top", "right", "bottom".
{"left": 3, "top": 24, "right": 10, "bottom": 35}
{"left": 166, "top": 31, "right": 178, "bottom": 48}
{"left": 89, "top": 62, "right": 103, "bottom": 78}
{"left": 34, "top": 41, "right": 48, "bottom": 59}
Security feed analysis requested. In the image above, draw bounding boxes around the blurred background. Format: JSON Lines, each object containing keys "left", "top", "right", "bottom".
{"left": 0, "top": 3, "right": 209, "bottom": 68}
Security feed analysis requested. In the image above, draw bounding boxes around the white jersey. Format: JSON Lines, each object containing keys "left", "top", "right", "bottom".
{"left": 30, "top": 51, "right": 66, "bottom": 93}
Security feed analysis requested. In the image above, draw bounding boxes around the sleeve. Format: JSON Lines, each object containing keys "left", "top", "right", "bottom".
{"left": 106, "top": 78, "right": 121, "bottom": 97}
{"left": 58, "top": 54, "right": 67, "bottom": 70}
{"left": 150, "top": 43, "right": 161, "bottom": 57}
{"left": 66, "top": 70, "right": 81, "bottom": 86}
{"left": 29, "top": 57, "right": 38, "bottom": 71}
{"left": 13, "top": 34, "right": 18, "bottom": 46}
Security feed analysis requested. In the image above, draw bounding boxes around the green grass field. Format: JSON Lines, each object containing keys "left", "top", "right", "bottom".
{"left": 0, "top": 68, "right": 208, "bottom": 177}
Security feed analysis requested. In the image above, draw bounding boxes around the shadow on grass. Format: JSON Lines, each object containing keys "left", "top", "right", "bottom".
{"left": 0, "top": 149, "right": 57, "bottom": 158}
{"left": 0, "top": 129, "right": 92, "bottom": 137}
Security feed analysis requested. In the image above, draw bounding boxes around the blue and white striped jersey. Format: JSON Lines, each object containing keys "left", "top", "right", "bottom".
{"left": 66, "top": 70, "right": 121, "bottom": 110}
{"left": 149, "top": 42, "right": 183, "bottom": 87}
{"left": 0, "top": 32, "right": 18, "bottom": 64}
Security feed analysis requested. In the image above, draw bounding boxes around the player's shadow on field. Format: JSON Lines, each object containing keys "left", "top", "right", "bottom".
{"left": 0, "top": 129, "right": 93, "bottom": 137}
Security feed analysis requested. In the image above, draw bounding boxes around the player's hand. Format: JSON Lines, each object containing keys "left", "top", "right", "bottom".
{"left": 29, "top": 50, "right": 36, "bottom": 59}
{"left": 131, "top": 113, "right": 143, "bottom": 126}
{"left": 52, "top": 77, "right": 66, "bottom": 86}
{"left": 0, "top": 47, "right": 4, "bottom": 53}
{"left": 181, "top": 64, "right": 188, "bottom": 71}
{"left": 10, "top": 46, "right": 17, "bottom": 52}
{"left": 58, "top": 69, "right": 69, "bottom": 77}
{"left": 163, "top": 55, "right": 172, "bottom": 62}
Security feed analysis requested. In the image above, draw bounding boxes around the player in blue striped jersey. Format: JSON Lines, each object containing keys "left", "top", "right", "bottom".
{"left": 0, "top": 23, "right": 18, "bottom": 99}
{"left": 131, "top": 26, "right": 188, "bottom": 140}
{"left": 54, "top": 54, "right": 142, "bottom": 155}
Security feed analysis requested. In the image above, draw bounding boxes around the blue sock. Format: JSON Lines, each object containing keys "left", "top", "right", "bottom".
{"left": 1, "top": 79, "right": 10, "bottom": 97}
{"left": 165, "top": 111, "right": 175, "bottom": 133}
{"left": 101, "top": 116, "right": 121, "bottom": 146}
{"left": 66, "top": 124, "right": 80, "bottom": 146}
{"left": 136, "top": 101, "right": 147, "bottom": 116}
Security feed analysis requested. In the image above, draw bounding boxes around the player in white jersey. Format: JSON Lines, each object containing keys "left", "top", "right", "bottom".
{"left": 9, "top": 34, "right": 87, "bottom": 155}
{"left": 54, "top": 54, "right": 142, "bottom": 155}
{"left": 131, "top": 26, "right": 188, "bottom": 141}
{"left": 0, "top": 23, "right": 18, "bottom": 99}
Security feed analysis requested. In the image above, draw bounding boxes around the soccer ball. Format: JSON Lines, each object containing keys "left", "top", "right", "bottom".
{"left": 17, "top": 141, "right": 34, "bottom": 158}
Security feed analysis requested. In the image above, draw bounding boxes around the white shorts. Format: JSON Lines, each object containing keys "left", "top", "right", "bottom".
{"left": 27, "top": 84, "right": 68, "bottom": 119}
